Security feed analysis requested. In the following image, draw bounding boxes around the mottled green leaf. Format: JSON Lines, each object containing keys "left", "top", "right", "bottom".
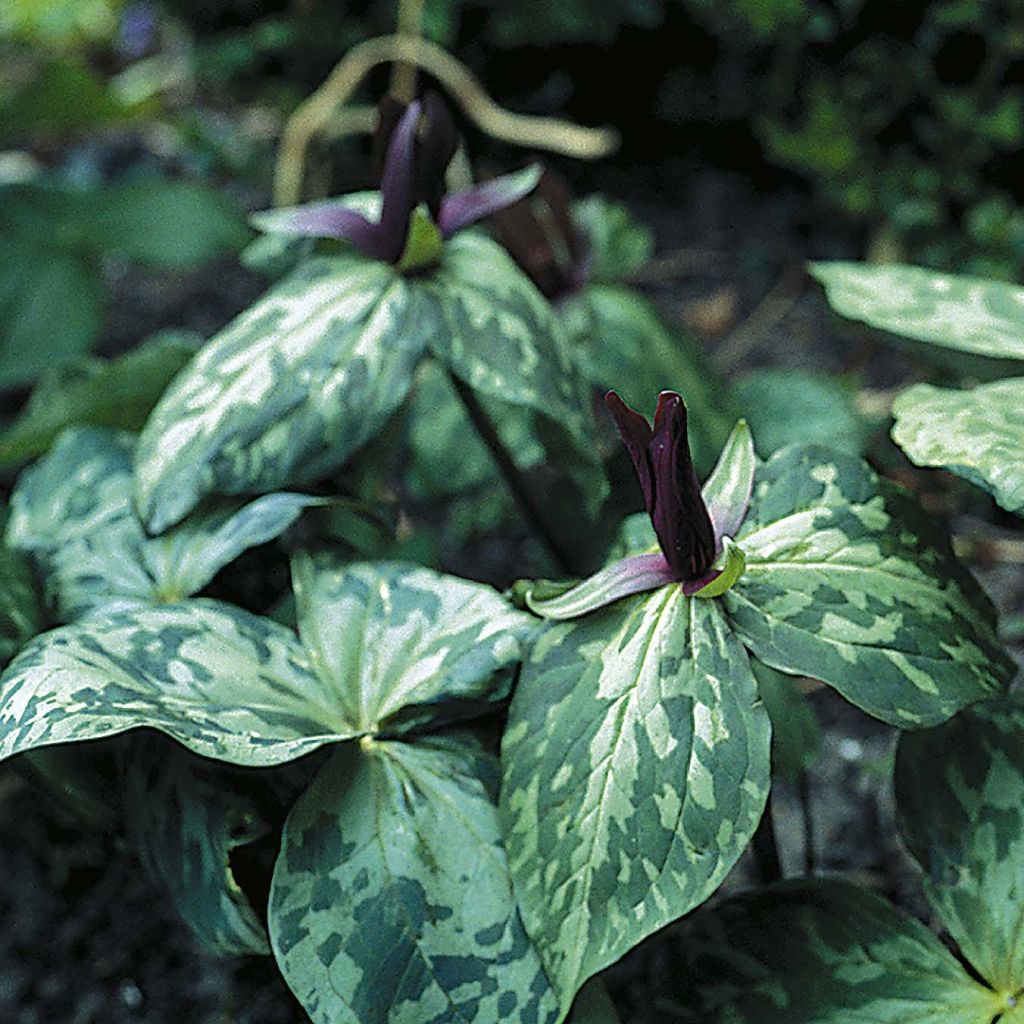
{"left": 891, "top": 379, "right": 1024, "bottom": 516}
{"left": 896, "top": 694, "right": 1024, "bottom": 994}
{"left": 810, "top": 261, "right": 1024, "bottom": 360}
{"left": 292, "top": 555, "right": 533, "bottom": 736}
{"left": 501, "top": 590, "right": 770, "bottom": 1011}
{"left": 572, "top": 197, "right": 653, "bottom": 283}
{"left": 428, "top": 232, "right": 605, "bottom": 515}
{"left": 123, "top": 737, "right": 274, "bottom": 956}
{"left": 135, "top": 254, "right": 426, "bottom": 532}
{"left": 723, "top": 444, "right": 1013, "bottom": 727}
{"left": 7, "top": 427, "right": 317, "bottom": 617}
{"left": 0, "top": 330, "right": 202, "bottom": 467}
{"left": 560, "top": 285, "right": 736, "bottom": 474}
{"left": 735, "top": 368, "right": 870, "bottom": 458}
{"left": 0, "top": 598, "right": 350, "bottom": 766}
{"left": 270, "top": 735, "right": 559, "bottom": 1024}
{"left": 669, "top": 878, "right": 1002, "bottom": 1023}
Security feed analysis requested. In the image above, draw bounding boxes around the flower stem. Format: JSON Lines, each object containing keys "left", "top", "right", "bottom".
{"left": 751, "top": 789, "right": 783, "bottom": 884}
{"left": 447, "top": 371, "right": 579, "bottom": 576}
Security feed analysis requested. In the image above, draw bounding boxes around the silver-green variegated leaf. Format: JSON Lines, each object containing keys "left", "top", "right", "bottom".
{"left": 123, "top": 736, "right": 274, "bottom": 956}
{"left": 292, "top": 555, "right": 533, "bottom": 737}
{"left": 7, "top": 426, "right": 319, "bottom": 617}
{"left": 896, "top": 694, "right": 1024, "bottom": 995}
{"left": 136, "top": 254, "right": 426, "bottom": 532}
{"left": 137, "top": 229, "right": 603, "bottom": 533}
{"left": 427, "top": 232, "right": 605, "bottom": 515}
{"left": 722, "top": 444, "right": 1014, "bottom": 727}
{"left": 0, "top": 598, "right": 351, "bottom": 766}
{"left": 892, "top": 379, "right": 1024, "bottom": 516}
{"left": 810, "top": 261, "right": 1024, "bottom": 360}
{"left": 501, "top": 589, "right": 770, "bottom": 1012}
{"left": 270, "top": 734, "right": 560, "bottom": 1024}
{"left": 668, "top": 878, "right": 1004, "bottom": 1023}
{"left": 559, "top": 285, "right": 736, "bottom": 474}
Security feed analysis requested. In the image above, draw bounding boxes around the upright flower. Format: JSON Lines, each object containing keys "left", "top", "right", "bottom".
{"left": 525, "top": 390, "right": 754, "bottom": 619}
{"left": 264, "top": 93, "right": 541, "bottom": 272}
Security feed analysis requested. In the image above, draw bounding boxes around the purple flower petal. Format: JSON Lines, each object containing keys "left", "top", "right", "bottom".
{"left": 437, "top": 165, "right": 542, "bottom": 239}
{"left": 376, "top": 99, "right": 423, "bottom": 264}
{"left": 416, "top": 92, "right": 459, "bottom": 219}
{"left": 605, "top": 390, "right": 655, "bottom": 511}
{"left": 525, "top": 552, "right": 676, "bottom": 620}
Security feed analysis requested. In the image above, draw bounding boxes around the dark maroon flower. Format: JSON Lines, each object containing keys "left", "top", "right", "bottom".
{"left": 265, "top": 94, "right": 540, "bottom": 267}
{"left": 605, "top": 390, "right": 717, "bottom": 583}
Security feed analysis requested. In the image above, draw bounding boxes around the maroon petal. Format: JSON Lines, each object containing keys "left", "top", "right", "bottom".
{"left": 437, "top": 165, "right": 542, "bottom": 239}
{"left": 416, "top": 92, "right": 459, "bottom": 219}
{"left": 376, "top": 99, "right": 422, "bottom": 264}
{"left": 605, "top": 390, "right": 655, "bottom": 512}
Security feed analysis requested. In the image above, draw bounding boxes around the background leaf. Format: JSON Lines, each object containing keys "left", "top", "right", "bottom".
{"left": 752, "top": 659, "right": 820, "bottom": 777}
{"left": 667, "top": 878, "right": 1002, "bottom": 1023}
{"left": 0, "top": 539, "right": 43, "bottom": 668}
{"left": 270, "top": 735, "right": 560, "bottom": 1024}
{"left": 723, "top": 444, "right": 1013, "bottom": 726}
{"left": 810, "top": 261, "right": 1024, "bottom": 360}
{"left": 0, "top": 330, "right": 202, "bottom": 468}
{"left": 501, "top": 591, "right": 770, "bottom": 1011}
{"left": 896, "top": 694, "right": 1024, "bottom": 994}
{"left": 572, "top": 196, "right": 654, "bottom": 282}
{"left": 891, "top": 379, "right": 1024, "bottom": 516}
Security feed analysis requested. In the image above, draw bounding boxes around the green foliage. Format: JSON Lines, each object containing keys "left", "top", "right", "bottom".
{"left": 0, "top": 532, "right": 42, "bottom": 667}
{"left": 752, "top": 660, "right": 820, "bottom": 776}
{"left": 0, "top": 330, "right": 201, "bottom": 467}
{"left": 137, "top": 228, "right": 603, "bottom": 533}
{"left": 7, "top": 426, "right": 319, "bottom": 617}
{"left": 572, "top": 196, "right": 654, "bottom": 283}
{"left": 0, "top": 180, "right": 248, "bottom": 387}
{"left": 892, "top": 379, "right": 1024, "bottom": 516}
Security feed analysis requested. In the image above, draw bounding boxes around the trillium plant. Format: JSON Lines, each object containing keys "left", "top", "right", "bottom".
{"left": 0, "top": 83, "right": 1021, "bottom": 1024}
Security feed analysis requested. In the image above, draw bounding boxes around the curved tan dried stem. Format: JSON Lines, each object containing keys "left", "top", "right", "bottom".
{"left": 274, "top": 34, "right": 621, "bottom": 206}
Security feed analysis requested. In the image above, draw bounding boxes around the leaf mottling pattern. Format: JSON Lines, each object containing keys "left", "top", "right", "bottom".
{"left": 724, "top": 444, "right": 1013, "bottom": 726}
{"left": 897, "top": 694, "right": 1024, "bottom": 993}
{"left": 0, "top": 599, "right": 350, "bottom": 766}
{"left": 892, "top": 379, "right": 1024, "bottom": 516}
{"left": 135, "top": 255, "right": 426, "bottom": 532}
{"left": 501, "top": 589, "right": 770, "bottom": 1011}
{"left": 668, "top": 879, "right": 1001, "bottom": 1023}
{"left": 270, "top": 735, "right": 560, "bottom": 1024}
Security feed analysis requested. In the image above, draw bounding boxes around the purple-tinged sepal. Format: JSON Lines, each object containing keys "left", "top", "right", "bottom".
{"left": 524, "top": 552, "right": 676, "bottom": 620}
{"left": 701, "top": 419, "right": 755, "bottom": 556}
{"left": 437, "top": 165, "right": 543, "bottom": 239}
{"left": 606, "top": 390, "right": 717, "bottom": 581}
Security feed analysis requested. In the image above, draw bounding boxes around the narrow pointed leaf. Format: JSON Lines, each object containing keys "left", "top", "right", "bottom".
{"left": 701, "top": 419, "right": 755, "bottom": 548}
{"left": 123, "top": 737, "right": 275, "bottom": 956}
{"left": 892, "top": 379, "right": 1024, "bottom": 516}
{"left": 437, "top": 165, "right": 542, "bottom": 238}
{"left": 135, "top": 255, "right": 426, "bottom": 532}
{"left": 270, "top": 735, "right": 560, "bottom": 1024}
{"left": 722, "top": 445, "right": 1013, "bottom": 727}
{"left": 524, "top": 552, "right": 676, "bottom": 620}
{"left": 668, "top": 878, "right": 1002, "bottom": 1023}
{"left": 501, "top": 590, "right": 770, "bottom": 1011}
{"left": 810, "top": 261, "right": 1024, "bottom": 360}
{"left": 0, "top": 599, "right": 355, "bottom": 767}
{"left": 896, "top": 694, "right": 1024, "bottom": 993}
{"left": 292, "top": 555, "right": 533, "bottom": 736}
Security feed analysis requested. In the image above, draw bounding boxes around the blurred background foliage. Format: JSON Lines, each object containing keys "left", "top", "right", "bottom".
{"left": 3, "top": 0, "right": 1023, "bottom": 387}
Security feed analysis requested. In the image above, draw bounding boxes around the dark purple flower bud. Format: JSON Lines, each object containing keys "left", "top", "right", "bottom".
{"left": 605, "top": 390, "right": 717, "bottom": 582}
{"left": 487, "top": 167, "right": 589, "bottom": 299}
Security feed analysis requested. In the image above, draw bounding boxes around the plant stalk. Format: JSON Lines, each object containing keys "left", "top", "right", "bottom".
{"left": 447, "top": 372, "right": 577, "bottom": 576}
{"left": 751, "top": 789, "right": 783, "bottom": 884}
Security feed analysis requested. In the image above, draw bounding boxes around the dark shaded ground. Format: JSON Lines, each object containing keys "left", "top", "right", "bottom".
{"left": 1, "top": 157, "right": 1022, "bottom": 1022}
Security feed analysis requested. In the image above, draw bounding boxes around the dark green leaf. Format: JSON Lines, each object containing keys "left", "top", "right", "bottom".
{"left": 572, "top": 197, "right": 653, "bottom": 282}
